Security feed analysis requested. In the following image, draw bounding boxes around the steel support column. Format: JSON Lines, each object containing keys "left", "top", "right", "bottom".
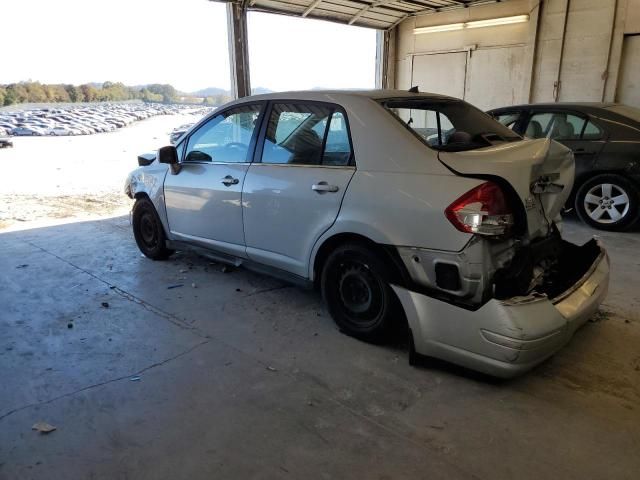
{"left": 227, "top": 2, "right": 251, "bottom": 98}
{"left": 375, "top": 29, "right": 391, "bottom": 89}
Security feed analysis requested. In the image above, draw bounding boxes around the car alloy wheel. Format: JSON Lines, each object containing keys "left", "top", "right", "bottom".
{"left": 575, "top": 174, "right": 639, "bottom": 230}
{"left": 583, "top": 183, "right": 630, "bottom": 224}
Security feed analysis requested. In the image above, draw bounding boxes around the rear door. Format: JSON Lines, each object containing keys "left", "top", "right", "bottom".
{"left": 523, "top": 110, "right": 606, "bottom": 179}
{"left": 163, "top": 103, "right": 264, "bottom": 257}
{"left": 242, "top": 101, "right": 355, "bottom": 277}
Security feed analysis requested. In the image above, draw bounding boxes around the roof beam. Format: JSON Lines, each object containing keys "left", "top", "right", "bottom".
{"left": 302, "top": 0, "right": 323, "bottom": 17}
{"left": 348, "top": 1, "right": 383, "bottom": 25}
{"left": 348, "top": 0, "right": 433, "bottom": 25}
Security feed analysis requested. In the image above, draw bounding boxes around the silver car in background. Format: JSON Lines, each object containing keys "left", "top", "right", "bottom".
{"left": 124, "top": 90, "right": 609, "bottom": 378}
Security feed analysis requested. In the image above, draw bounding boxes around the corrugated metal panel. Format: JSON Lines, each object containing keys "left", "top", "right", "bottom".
{"left": 211, "top": 1, "right": 515, "bottom": 30}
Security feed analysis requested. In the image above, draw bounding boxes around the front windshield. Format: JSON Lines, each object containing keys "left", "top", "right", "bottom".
{"left": 379, "top": 98, "right": 521, "bottom": 151}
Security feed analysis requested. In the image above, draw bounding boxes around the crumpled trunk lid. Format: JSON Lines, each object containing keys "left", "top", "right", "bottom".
{"left": 439, "top": 138, "right": 574, "bottom": 240}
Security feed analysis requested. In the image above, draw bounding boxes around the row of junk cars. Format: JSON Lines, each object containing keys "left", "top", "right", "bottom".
{"left": 0, "top": 103, "right": 210, "bottom": 146}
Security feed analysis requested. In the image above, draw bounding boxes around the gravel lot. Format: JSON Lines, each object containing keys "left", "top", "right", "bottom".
{"left": 0, "top": 112, "right": 199, "bottom": 230}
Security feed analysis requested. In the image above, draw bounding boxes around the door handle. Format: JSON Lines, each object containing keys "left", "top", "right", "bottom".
{"left": 221, "top": 175, "right": 239, "bottom": 186}
{"left": 312, "top": 182, "right": 339, "bottom": 193}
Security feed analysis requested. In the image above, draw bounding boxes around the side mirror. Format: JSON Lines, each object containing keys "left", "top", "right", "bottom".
{"left": 158, "top": 145, "right": 178, "bottom": 165}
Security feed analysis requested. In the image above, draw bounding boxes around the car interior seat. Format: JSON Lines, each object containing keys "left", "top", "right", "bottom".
{"left": 447, "top": 131, "right": 473, "bottom": 144}
{"left": 289, "top": 129, "right": 322, "bottom": 164}
{"left": 526, "top": 120, "right": 543, "bottom": 138}
{"left": 550, "top": 116, "right": 574, "bottom": 139}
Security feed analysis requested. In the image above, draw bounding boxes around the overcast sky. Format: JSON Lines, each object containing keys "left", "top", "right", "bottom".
{"left": 2, "top": 0, "right": 376, "bottom": 92}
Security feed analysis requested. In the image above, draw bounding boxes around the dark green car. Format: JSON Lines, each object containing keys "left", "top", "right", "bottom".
{"left": 489, "top": 103, "right": 640, "bottom": 231}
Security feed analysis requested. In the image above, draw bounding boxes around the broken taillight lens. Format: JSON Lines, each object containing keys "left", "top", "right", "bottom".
{"left": 445, "top": 181, "right": 514, "bottom": 236}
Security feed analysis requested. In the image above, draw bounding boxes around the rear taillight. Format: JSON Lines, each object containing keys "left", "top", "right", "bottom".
{"left": 445, "top": 181, "right": 514, "bottom": 236}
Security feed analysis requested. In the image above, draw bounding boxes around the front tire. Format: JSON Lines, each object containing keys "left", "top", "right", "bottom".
{"left": 575, "top": 174, "right": 639, "bottom": 231}
{"left": 132, "top": 198, "right": 174, "bottom": 260}
{"left": 320, "top": 243, "right": 402, "bottom": 342}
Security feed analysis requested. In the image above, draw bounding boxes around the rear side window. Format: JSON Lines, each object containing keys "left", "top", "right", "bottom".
{"left": 526, "top": 112, "right": 602, "bottom": 140}
{"left": 582, "top": 120, "right": 603, "bottom": 140}
{"left": 261, "top": 103, "right": 352, "bottom": 166}
{"left": 323, "top": 112, "right": 352, "bottom": 166}
{"left": 379, "top": 98, "right": 521, "bottom": 152}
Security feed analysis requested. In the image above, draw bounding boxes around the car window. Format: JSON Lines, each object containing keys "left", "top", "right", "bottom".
{"left": 494, "top": 112, "right": 520, "bottom": 130}
{"left": 525, "top": 113, "right": 553, "bottom": 138}
{"left": 526, "top": 112, "right": 601, "bottom": 140}
{"left": 185, "top": 104, "right": 261, "bottom": 163}
{"left": 262, "top": 103, "right": 333, "bottom": 165}
{"left": 397, "top": 108, "right": 456, "bottom": 146}
{"left": 380, "top": 99, "right": 521, "bottom": 152}
{"left": 322, "top": 111, "right": 352, "bottom": 166}
{"left": 582, "top": 120, "right": 603, "bottom": 140}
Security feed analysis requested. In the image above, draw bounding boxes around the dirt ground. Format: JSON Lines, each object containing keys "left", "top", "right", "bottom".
{"left": 0, "top": 112, "right": 199, "bottom": 230}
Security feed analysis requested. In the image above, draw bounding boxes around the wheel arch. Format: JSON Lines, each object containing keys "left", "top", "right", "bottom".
{"left": 310, "top": 232, "right": 409, "bottom": 289}
{"left": 134, "top": 191, "right": 150, "bottom": 200}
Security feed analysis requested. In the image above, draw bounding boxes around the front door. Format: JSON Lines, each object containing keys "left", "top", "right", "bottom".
{"left": 164, "top": 103, "right": 264, "bottom": 257}
{"left": 242, "top": 102, "right": 355, "bottom": 277}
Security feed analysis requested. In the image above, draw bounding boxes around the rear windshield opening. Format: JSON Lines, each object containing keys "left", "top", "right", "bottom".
{"left": 378, "top": 98, "right": 522, "bottom": 152}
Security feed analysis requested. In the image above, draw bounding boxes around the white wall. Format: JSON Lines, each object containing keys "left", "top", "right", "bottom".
{"left": 393, "top": 0, "right": 640, "bottom": 108}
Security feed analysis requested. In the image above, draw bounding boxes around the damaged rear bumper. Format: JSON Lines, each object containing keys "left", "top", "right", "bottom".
{"left": 392, "top": 240, "right": 609, "bottom": 378}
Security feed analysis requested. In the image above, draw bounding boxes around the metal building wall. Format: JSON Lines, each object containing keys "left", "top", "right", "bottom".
{"left": 393, "top": 0, "right": 640, "bottom": 109}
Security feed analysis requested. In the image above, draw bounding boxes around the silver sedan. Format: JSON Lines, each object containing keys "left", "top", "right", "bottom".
{"left": 125, "top": 90, "right": 609, "bottom": 378}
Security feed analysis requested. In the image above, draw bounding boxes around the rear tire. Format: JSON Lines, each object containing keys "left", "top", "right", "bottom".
{"left": 132, "top": 198, "right": 174, "bottom": 260}
{"left": 575, "top": 174, "right": 639, "bottom": 231}
{"left": 320, "top": 243, "right": 403, "bottom": 342}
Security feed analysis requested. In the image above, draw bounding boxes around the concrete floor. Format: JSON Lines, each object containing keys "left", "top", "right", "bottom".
{"left": 0, "top": 215, "right": 638, "bottom": 479}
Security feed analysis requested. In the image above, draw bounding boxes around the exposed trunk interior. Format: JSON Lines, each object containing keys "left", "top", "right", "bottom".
{"left": 493, "top": 237, "right": 602, "bottom": 301}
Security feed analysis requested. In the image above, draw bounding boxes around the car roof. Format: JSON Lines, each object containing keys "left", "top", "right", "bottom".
{"left": 228, "top": 89, "right": 457, "bottom": 104}
{"left": 488, "top": 102, "right": 620, "bottom": 112}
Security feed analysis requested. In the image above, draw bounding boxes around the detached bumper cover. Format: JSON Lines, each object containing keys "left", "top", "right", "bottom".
{"left": 392, "top": 241, "right": 609, "bottom": 378}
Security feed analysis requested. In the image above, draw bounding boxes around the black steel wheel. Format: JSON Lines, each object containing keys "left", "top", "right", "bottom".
{"left": 575, "top": 174, "right": 639, "bottom": 231}
{"left": 132, "top": 198, "right": 174, "bottom": 260}
{"left": 320, "top": 243, "right": 402, "bottom": 342}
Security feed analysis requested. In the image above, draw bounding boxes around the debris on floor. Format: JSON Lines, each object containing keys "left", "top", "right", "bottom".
{"left": 101, "top": 302, "right": 109, "bottom": 308}
{"left": 32, "top": 422, "right": 56, "bottom": 434}
{"left": 167, "top": 284, "right": 184, "bottom": 289}
{"left": 191, "top": 283, "right": 197, "bottom": 288}
{"left": 266, "top": 366, "right": 278, "bottom": 372}
{"left": 16, "top": 264, "right": 29, "bottom": 269}
{"left": 589, "top": 310, "right": 611, "bottom": 323}
{"left": 130, "top": 376, "right": 141, "bottom": 382}
{"left": 67, "top": 322, "right": 73, "bottom": 329}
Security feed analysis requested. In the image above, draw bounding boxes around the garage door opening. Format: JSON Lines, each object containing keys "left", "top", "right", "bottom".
{"left": 247, "top": 12, "right": 377, "bottom": 92}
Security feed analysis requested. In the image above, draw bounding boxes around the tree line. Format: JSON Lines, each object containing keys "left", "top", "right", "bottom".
{"left": 0, "top": 81, "right": 231, "bottom": 106}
